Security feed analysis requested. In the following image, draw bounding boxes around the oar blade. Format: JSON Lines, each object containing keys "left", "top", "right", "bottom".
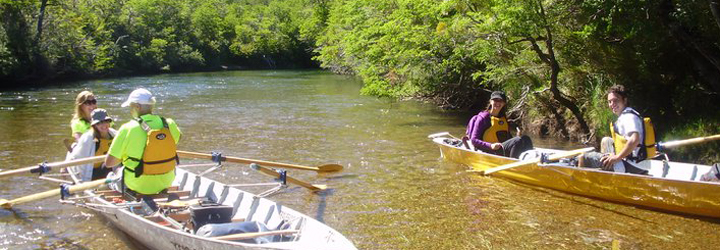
{"left": 317, "top": 164, "right": 343, "bottom": 172}
{"left": 0, "top": 199, "right": 9, "bottom": 208}
{"left": 312, "top": 184, "right": 328, "bottom": 191}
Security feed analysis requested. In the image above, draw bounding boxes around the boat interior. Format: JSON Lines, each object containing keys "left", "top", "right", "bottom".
{"left": 83, "top": 168, "right": 307, "bottom": 244}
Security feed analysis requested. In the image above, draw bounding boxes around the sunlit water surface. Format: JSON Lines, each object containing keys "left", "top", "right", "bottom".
{"left": 1, "top": 71, "right": 718, "bottom": 249}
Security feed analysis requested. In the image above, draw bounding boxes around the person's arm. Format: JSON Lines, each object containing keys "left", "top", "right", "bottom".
{"left": 105, "top": 155, "right": 120, "bottom": 169}
{"left": 602, "top": 113, "right": 643, "bottom": 168}
{"left": 70, "top": 119, "right": 87, "bottom": 141}
{"left": 167, "top": 118, "right": 182, "bottom": 143}
{"left": 602, "top": 132, "right": 640, "bottom": 169}
{"left": 68, "top": 132, "right": 95, "bottom": 181}
{"left": 468, "top": 113, "right": 495, "bottom": 150}
{"left": 69, "top": 132, "right": 93, "bottom": 159}
{"left": 105, "top": 126, "right": 126, "bottom": 169}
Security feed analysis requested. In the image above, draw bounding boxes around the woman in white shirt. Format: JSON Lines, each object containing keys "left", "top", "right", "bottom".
{"left": 69, "top": 108, "right": 117, "bottom": 181}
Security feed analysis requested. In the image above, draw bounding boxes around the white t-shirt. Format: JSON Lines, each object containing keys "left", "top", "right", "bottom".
{"left": 67, "top": 128, "right": 117, "bottom": 181}
{"left": 615, "top": 107, "right": 644, "bottom": 159}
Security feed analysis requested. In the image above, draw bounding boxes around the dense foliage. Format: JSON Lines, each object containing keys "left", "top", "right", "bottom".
{"left": 2, "top": 0, "right": 719, "bottom": 161}
{"left": 314, "top": 0, "right": 720, "bottom": 161}
{"left": 0, "top": 0, "right": 323, "bottom": 83}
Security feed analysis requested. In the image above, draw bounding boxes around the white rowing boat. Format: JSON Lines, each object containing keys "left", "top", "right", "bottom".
{"left": 72, "top": 166, "right": 356, "bottom": 249}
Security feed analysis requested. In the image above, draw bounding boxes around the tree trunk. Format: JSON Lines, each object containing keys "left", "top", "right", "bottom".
{"left": 711, "top": 0, "right": 720, "bottom": 31}
{"left": 32, "top": 0, "right": 50, "bottom": 75}
{"left": 527, "top": 1, "right": 592, "bottom": 137}
{"left": 34, "top": 0, "right": 48, "bottom": 48}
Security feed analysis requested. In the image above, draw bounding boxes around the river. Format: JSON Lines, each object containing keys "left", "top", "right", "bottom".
{"left": 1, "top": 70, "right": 718, "bottom": 249}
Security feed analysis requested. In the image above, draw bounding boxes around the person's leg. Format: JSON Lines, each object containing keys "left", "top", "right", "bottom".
{"left": 600, "top": 137, "right": 614, "bottom": 154}
{"left": 578, "top": 151, "right": 625, "bottom": 172}
{"left": 501, "top": 136, "right": 534, "bottom": 158}
{"left": 578, "top": 152, "right": 604, "bottom": 168}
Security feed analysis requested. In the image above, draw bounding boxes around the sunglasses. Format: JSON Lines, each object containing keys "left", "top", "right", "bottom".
{"left": 83, "top": 99, "right": 97, "bottom": 105}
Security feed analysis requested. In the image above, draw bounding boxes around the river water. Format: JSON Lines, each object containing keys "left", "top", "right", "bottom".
{"left": 0, "top": 70, "right": 718, "bottom": 249}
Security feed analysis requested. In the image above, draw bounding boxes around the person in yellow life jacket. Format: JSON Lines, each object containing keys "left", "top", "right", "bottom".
{"left": 68, "top": 108, "right": 117, "bottom": 181}
{"left": 463, "top": 91, "right": 534, "bottom": 158}
{"left": 104, "top": 88, "right": 182, "bottom": 196}
{"left": 577, "top": 85, "right": 656, "bottom": 174}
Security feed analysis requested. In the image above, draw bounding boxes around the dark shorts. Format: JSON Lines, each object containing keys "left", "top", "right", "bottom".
{"left": 483, "top": 135, "right": 534, "bottom": 159}
{"left": 579, "top": 152, "right": 648, "bottom": 174}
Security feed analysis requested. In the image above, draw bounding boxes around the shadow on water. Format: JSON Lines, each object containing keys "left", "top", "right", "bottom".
{"left": 314, "top": 188, "right": 335, "bottom": 223}
{"left": 322, "top": 174, "right": 359, "bottom": 181}
{"left": 507, "top": 180, "right": 655, "bottom": 223}
{"left": 507, "top": 178, "right": 720, "bottom": 224}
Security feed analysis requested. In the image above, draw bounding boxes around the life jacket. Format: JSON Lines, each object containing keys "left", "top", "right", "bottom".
{"left": 93, "top": 135, "right": 113, "bottom": 168}
{"left": 610, "top": 109, "right": 657, "bottom": 161}
{"left": 482, "top": 115, "right": 511, "bottom": 143}
{"left": 127, "top": 117, "right": 179, "bottom": 176}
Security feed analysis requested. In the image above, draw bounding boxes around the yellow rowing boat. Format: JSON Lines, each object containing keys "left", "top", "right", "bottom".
{"left": 429, "top": 132, "right": 720, "bottom": 219}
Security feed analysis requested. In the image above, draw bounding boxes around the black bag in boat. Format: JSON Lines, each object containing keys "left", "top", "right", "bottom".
{"left": 195, "top": 221, "right": 276, "bottom": 244}
{"left": 189, "top": 203, "right": 233, "bottom": 231}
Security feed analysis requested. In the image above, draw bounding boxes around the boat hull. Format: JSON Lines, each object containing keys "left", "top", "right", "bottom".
{"left": 432, "top": 136, "right": 720, "bottom": 219}
{"left": 89, "top": 168, "right": 355, "bottom": 250}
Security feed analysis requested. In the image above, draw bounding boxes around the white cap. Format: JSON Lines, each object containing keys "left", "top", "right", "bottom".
{"left": 121, "top": 88, "right": 156, "bottom": 107}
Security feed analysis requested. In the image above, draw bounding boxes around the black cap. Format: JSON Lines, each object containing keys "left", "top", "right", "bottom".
{"left": 490, "top": 91, "right": 506, "bottom": 101}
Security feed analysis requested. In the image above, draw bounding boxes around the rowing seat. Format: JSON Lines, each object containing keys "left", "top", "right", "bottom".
{"left": 190, "top": 203, "right": 233, "bottom": 231}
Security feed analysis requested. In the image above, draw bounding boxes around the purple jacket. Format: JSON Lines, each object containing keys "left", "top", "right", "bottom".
{"left": 466, "top": 111, "right": 493, "bottom": 150}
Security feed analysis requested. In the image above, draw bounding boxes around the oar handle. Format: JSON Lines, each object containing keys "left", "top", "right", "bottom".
{"left": 482, "top": 147, "right": 594, "bottom": 175}
{"left": 177, "top": 151, "right": 321, "bottom": 172}
{"left": 0, "top": 155, "right": 106, "bottom": 178}
{"left": 657, "top": 134, "right": 720, "bottom": 150}
{"left": 1, "top": 178, "right": 109, "bottom": 208}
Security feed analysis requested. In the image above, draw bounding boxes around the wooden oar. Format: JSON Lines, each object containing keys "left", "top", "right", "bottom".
{"left": 251, "top": 164, "right": 327, "bottom": 192}
{"left": 176, "top": 151, "right": 343, "bottom": 173}
{"left": 481, "top": 147, "right": 595, "bottom": 175}
{"left": 212, "top": 229, "right": 299, "bottom": 241}
{"left": 0, "top": 155, "right": 106, "bottom": 178}
{"left": 657, "top": 134, "right": 720, "bottom": 151}
{"left": 0, "top": 178, "right": 110, "bottom": 208}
